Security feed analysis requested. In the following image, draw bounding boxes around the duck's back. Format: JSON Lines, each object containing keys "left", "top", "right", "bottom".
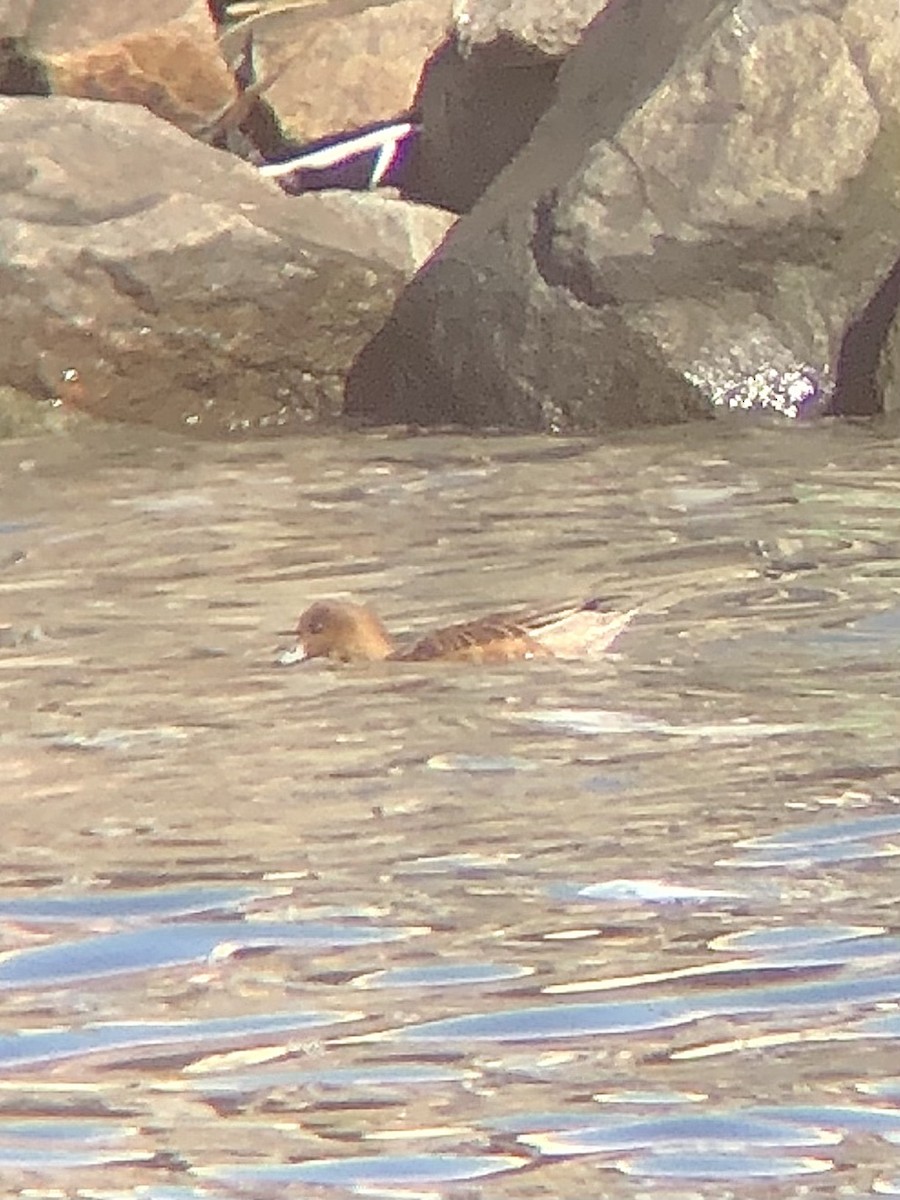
{"left": 394, "top": 614, "right": 553, "bottom": 664}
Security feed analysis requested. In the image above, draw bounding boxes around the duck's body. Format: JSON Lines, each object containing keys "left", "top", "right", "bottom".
{"left": 277, "top": 598, "right": 634, "bottom": 665}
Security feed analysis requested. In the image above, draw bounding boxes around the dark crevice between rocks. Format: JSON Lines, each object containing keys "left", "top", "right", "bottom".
{"left": 404, "top": 35, "right": 560, "bottom": 214}
{"left": 832, "top": 255, "right": 900, "bottom": 416}
{"left": 206, "top": 0, "right": 231, "bottom": 24}
{"left": 0, "top": 39, "right": 50, "bottom": 97}
{"left": 197, "top": 26, "right": 283, "bottom": 159}
{"left": 530, "top": 189, "right": 615, "bottom": 305}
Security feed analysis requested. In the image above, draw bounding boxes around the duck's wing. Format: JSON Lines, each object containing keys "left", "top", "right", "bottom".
{"left": 396, "top": 599, "right": 635, "bottom": 664}
{"left": 398, "top": 612, "right": 552, "bottom": 664}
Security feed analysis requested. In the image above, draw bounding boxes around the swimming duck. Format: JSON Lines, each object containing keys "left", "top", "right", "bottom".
{"left": 277, "top": 598, "right": 635, "bottom": 665}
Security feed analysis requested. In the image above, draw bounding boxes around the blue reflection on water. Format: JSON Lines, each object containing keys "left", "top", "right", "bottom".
{"left": 0, "top": 920, "right": 411, "bottom": 988}
{"left": 0, "top": 1011, "right": 351, "bottom": 1069}
{"left": 0, "top": 884, "right": 278, "bottom": 923}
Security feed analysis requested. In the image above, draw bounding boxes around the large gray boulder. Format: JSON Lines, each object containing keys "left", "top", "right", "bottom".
{"left": 348, "top": 0, "right": 900, "bottom": 432}
{"left": 0, "top": 95, "right": 411, "bottom": 435}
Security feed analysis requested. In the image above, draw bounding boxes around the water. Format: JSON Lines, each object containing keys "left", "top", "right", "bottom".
{"left": 0, "top": 418, "right": 898, "bottom": 1197}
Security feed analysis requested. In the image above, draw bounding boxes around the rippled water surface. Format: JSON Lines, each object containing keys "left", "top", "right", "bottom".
{"left": 0, "top": 419, "right": 899, "bottom": 1197}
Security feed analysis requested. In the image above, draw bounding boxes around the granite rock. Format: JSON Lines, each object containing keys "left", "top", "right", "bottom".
{"left": 348, "top": 0, "right": 900, "bottom": 431}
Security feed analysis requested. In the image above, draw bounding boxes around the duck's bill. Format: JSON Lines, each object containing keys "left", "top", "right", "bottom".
{"left": 276, "top": 643, "right": 308, "bottom": 666}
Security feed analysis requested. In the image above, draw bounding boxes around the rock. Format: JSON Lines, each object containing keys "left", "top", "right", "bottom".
{"left": 454, "top": 0, "right": 615, "bottom": 57}
{"left": 409, "top": 0, "right": 615, "bottom": 213}
{"left": 283, "top": 191, "right": 455, "bottom": 277}
{"left": 0, "top": 386, "right": 81, "bottom": 437}
{"left": 226, "top": 0, "right": 448, "bottom": 145}
{"left": 0, "top": 0, "right": 236, "bottom": 137}
{"left": 873, "top": 264, "right": 900, "bottom": 416}
{"left": 347, "top": 0, "right": 900, "bottom": 432}
{"left": 0, "top": 95, "right": 406, "bottom": 436}
{"left": 0, "top": 0, "right": 29, "bottom": 37}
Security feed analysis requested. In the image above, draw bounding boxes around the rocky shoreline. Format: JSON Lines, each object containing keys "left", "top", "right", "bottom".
{"left": 0, "top": 0, "right": 897, "bottom": 435}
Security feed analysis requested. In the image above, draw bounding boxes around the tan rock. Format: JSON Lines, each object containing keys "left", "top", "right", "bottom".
{"left": 236, "top": 0, "right": 450, "bottom": 142}
{"left": 0, "top": 0, "right": 35, "bottom": 39}
{"left": 285, "top": 190, "right": 456, "bottom": 276}
{"left": 20, "top": 0, "right": 236, "bottom": 136}
{"left": 452, "top": 0, "right": 614, "bottom": 57}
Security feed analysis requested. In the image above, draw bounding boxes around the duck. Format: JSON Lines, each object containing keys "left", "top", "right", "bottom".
{"left": 277, "top": 597, "right": 635, "bottom": 665}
